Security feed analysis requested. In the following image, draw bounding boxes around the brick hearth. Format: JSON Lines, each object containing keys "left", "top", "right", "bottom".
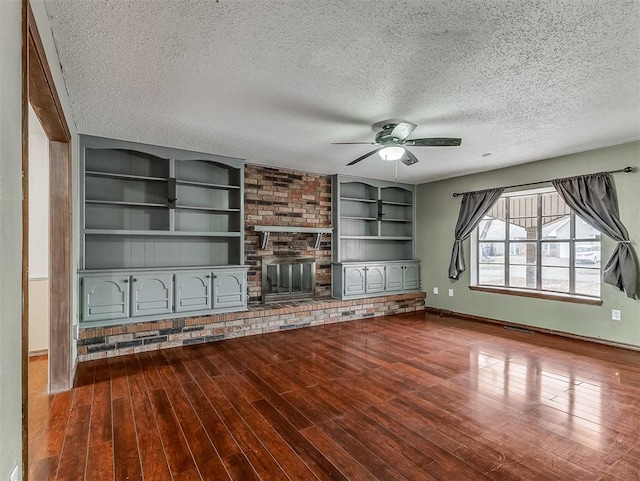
{"left": 78, "top": 292, "right": 426, "bottom": 361}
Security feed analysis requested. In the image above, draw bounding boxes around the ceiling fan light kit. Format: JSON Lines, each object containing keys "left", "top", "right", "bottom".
{"left": 333, "top": 120, "right": 462, "bottom": 168}
{"left": 378, "top": 146, "right": 406, "bottom": 161}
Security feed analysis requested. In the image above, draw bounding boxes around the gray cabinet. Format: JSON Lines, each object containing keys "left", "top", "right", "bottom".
{"left": 80, "top": 266, "right": 248, "bottom": 326}
{"left": 81, "top": 275, "right": 130, "bottom": 322}
{"left": 386, "top": 261, "right": 420, "bottom": 292}
{"left": 131, "top": 273, "right": 173, "bottom": 317}
{"left": 333, "top": 261, "right": 420, "bottom": 299}
{"left": 385, "top": 263, "right": 404, "bottom": 292}
{"left": 343, "top": 266, "right": 366, "bottom": 296}
{"left": 403, "top": 263, "right": 420, "bottom": 290}
{"left": 332, "top": 174, "right": 421, "bottom": 299}
{"left": 175, "top": 271, "right": 212, "bottom": 313}
{"left": 365, "top": 265, "right": 386, "bottom": 293}
{"left": 213, "top": 268, "right": 246, "bottom": 309}
{"left": 79, "top": 135, "right": 248, "bottom": 326}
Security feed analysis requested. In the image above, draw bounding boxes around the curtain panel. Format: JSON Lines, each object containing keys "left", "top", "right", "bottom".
{"left": 553, "top": 173, "right": 637, "bottom": 299}
{"left": 448, "top": 188, "right": 504, "bottom": 280}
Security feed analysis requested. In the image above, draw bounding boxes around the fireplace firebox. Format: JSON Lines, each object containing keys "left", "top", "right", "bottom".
{"left": 261, "top": 258, "right": 316, "bottom": 303}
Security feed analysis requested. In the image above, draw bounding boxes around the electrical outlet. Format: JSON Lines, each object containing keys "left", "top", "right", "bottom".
{"left": 433, "top": 287, "right": 438, "bottom": 295}
{"left": 448, "top": 289, "right": 454, "bottom": 297}
{"left": 10, "top": 465, "right": 18, "bottom": 481}
{"left": 612, "top": 309, "right": 621, "bottom": 321}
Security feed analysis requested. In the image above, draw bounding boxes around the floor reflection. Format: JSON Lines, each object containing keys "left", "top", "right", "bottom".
{"left": 470, "top": 346, "right": 603, "bottom": 446}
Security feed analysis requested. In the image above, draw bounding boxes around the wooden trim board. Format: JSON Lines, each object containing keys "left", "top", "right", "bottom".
{"left": 424, "top": 306, "right": 640, "bottom": 352}
{"left": 24, "top": 2, "right": 74, "bottom": 479}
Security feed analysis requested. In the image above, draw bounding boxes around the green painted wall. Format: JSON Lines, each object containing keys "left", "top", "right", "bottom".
{"left": 417, "top": 142, "right": 640, "bottom": 347}
{"left": 0, "top": 0, "right": 24, "bottom": 478}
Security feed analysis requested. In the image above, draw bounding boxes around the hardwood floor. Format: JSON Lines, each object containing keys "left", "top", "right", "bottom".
{"left": 28, "top": 312, "right": 640, "bottom": 480}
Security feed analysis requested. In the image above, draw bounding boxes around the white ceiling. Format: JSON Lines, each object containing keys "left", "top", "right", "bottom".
{"left": 44, "top": 0, "right": 640, "bottom": 184}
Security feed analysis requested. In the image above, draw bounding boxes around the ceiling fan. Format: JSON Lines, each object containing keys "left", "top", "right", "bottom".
{"left": 333, "top": 120, "right": 462, "bottom": 166}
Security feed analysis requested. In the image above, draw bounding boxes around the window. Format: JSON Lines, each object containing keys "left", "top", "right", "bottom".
{"left": 474, "top": 188, "right": 601, "bottom": 298}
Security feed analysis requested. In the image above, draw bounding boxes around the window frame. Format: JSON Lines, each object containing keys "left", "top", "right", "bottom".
{"left": 471, "top": 187, "right": 602, "bottom": 300}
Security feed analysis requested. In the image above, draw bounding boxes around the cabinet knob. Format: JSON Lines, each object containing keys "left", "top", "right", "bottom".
{"left": 213, "top": 275, "right": 218, "bottom": 279}
{"left": 133, "top": 278, "right": 138, "bottom": 282}
{"left": 206, "top": 274, "right": 211, "bottom": 278}
{"left": 123, "top": 279, "right": 129, "bottom": 283}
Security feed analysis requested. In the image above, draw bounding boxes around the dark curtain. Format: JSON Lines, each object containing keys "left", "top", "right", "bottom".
{"left": 449, "top": 188, "right": 504, "bottom": 280}
{"left": 553, "top": 173, "right": 637, "bottom": 299}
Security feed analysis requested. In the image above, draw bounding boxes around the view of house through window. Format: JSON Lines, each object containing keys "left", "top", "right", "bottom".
{"left": 475, "top": 188, "right": 601, "bottom": 297}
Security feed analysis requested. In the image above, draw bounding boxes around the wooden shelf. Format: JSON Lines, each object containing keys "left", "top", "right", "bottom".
{"left": 85, "top": 199, "right": 167, "bottom": 208}
{"left": 340, "top": 196, "right": 377, "bottom": 203}
{"left": 341, "top": 216, "right": 377, "bottom": 221}
{"left": 381, "top": 200, "right": 412, "bottom": 206}
{"left": 253, "top": 225, "right": 333, "bottom": 249}
{"left": 85, "top": 229, "right": 241, "bottom": 237}
{"left": 85, "top": 170, "right": 167, "bottom": 182}
{"left": 381, "top": 218, "right": 412, "bottom": 223}
{"left": 176, "top": 179, "right": 241, "bottom": 190}
{"left": 175, "top": 205, "right": 240, "bottom": 213}
{"left": 341, "top": 235, "right": 413, "bottom": 240}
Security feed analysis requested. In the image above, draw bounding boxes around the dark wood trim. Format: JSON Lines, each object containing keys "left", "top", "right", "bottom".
{"left": 26, "top": 1, "right": 73, "bottom": 395}
{"left": 424, "top": 306, "right": 640, "bottom": 352}
{"left": 22, "top": 1, "right": 29, "bottom": 479}
{"left": 49, "top": 140, "right": 73, "bottom": 392}
{"left": 469, "top": 285, "right": 603, "bottom": 306}
{"left": 26, "top": 4, "right": 70, "bottom": 143}
{"left": 24, "top": 4, "right": 74, "bottom": 479}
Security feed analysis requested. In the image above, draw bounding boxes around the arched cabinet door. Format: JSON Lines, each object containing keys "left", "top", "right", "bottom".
{"left": 365, "top": 265, "right": 385, "bottom": 293}
{"left": 131, "top": 273, "right": 174, "bottom": 317}
{"left": 175, "top": 271, "right": 212, "bottom": 312}
{"left": 403, "top": 263, "right": 420, "bottom": 290}
{"left": 344, "top": 266, "right": 366, "bottom": 296}
{"left": 385, "top": 263, "right": 404, "bottom": 292}
{"left": 81, "top": 275, "right": 130, "bottom": 322}
{"left": 213, "top": 268, "right": 247, "bottom": 309}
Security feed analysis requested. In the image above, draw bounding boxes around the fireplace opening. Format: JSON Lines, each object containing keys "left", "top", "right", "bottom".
{"left": 262, "top": 258, "right": 316, "bottom": 303}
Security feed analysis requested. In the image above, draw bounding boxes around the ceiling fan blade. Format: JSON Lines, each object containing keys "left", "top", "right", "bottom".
{"left": 400, "top": 149, "right": 419, "bottom": 166}
{"left": 346, "top": 148, "right": 382, "bottom": 166}
{"left": 405, "top": 137, "right": 462, "bottom": 147}
{"left": 331, "top": 142, "right": 377, "bottom": 145}
{"left": 389, "top": 122, "right": 417, "bottom": 141}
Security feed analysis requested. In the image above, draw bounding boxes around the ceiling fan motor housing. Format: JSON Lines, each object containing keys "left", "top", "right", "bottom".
{"left": 375, "top": 124, "right": 403, "bottom": 145}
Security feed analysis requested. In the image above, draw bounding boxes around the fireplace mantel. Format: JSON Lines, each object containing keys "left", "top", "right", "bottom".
{"left": 253, "top": 225, "right": 333, "bottom": 249}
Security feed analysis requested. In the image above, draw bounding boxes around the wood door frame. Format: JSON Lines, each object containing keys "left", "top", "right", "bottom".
{"left": 23, "top": 0, "right": 73, "bottom": 477}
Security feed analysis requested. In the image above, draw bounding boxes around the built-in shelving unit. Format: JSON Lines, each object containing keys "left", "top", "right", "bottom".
{"left": 79, "top": 135, "right": 248, "bottom": 326}
{"left": 332, "top": 175, "right": 420, "bottom": 299}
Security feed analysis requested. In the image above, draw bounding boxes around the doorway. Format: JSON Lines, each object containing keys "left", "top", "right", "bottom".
{"left": 28, "top": 105, "right": 50, "bottom": 363}
{"left": 23, "top": 1, "right": 74, "bottom": 478}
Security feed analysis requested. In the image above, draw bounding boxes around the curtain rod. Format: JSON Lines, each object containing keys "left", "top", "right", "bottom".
{"left": 451, "top": 166, "right": 635, "bottom": 198}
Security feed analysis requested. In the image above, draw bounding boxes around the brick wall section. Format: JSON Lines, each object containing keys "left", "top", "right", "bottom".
{"left": 77, "top": 292, "right": 425, "bottom": 361}
{"left": 244, "top": 164, "right": 332, "bottom": 303}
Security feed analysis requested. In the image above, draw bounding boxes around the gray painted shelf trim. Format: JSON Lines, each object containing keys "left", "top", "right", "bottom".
{"left": 253, "top": 225, "right": 334, "bottom": 249}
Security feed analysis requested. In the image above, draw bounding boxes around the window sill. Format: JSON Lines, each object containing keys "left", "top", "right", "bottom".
{"left": 469, "top": 285, "right": 603, "bottom": 306}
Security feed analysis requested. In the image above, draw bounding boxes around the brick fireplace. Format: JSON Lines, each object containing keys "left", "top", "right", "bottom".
{"left": 244, "top": 165, "right": 332, "bottom": 303}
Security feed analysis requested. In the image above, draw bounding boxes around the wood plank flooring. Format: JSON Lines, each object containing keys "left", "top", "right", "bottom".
{"left": 28, "top": 312, "right": 640, "bottom": 480}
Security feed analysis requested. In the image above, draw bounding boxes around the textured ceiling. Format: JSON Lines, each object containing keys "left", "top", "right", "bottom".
{"left": 44, "top": 0, "right": 640, "bottom": 184}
